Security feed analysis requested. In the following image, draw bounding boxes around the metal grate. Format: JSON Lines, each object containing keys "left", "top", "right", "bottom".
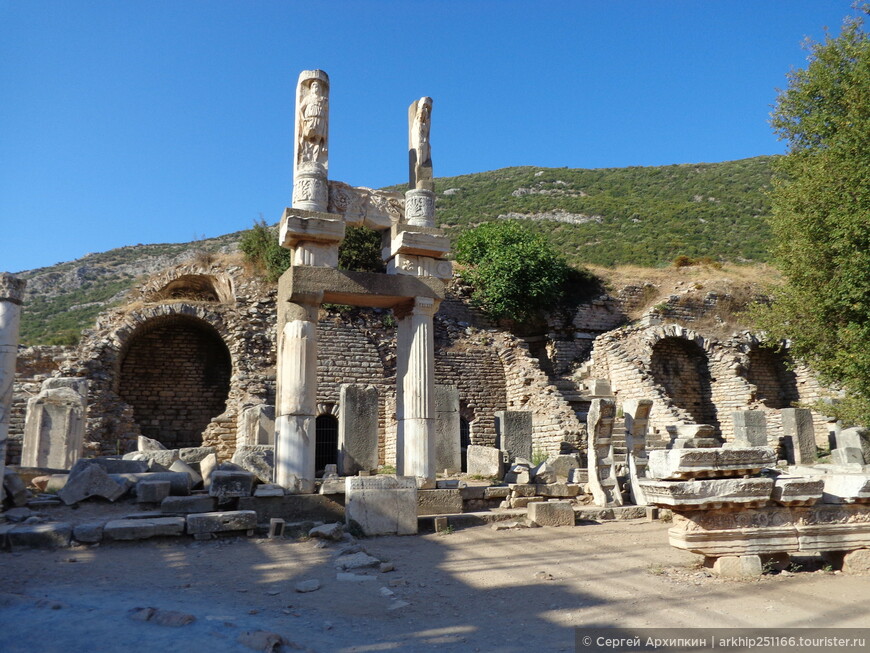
{"left": 315, "top": 414, "right": 339, "bottom": 473}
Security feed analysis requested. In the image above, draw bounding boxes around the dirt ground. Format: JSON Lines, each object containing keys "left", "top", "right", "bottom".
{"left": 1, "top": 518, "right": 868, "bottom": 652}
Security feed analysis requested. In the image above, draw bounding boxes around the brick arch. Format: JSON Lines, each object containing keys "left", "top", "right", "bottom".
{"left": 649, "top": 334, "right": 718, "bottom": 428}
{"left": 112, "top": 308, "right": 235, "bottom": 448}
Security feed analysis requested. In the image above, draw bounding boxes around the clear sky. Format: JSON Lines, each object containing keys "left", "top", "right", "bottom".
{"left": 0, "top": 0, "right": 860, "bottom": 273}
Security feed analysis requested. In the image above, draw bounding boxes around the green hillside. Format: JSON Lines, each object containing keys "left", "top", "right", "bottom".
{"left": 420, "top": 155, "right": 774, "bottom": 267}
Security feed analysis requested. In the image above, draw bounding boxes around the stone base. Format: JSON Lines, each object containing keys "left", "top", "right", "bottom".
{"left": 237, "top": 494, "right": 345, "bottom": 524}
{"left": 709, "top": 555, "right": 763, "bottom": 578}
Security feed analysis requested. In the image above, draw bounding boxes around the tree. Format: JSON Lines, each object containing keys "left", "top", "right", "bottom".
{"left": 754, "top": 7, "right": 870, "bottom": 424}
{"left": 454, "top": 220, "right": 582, "bottom": 322}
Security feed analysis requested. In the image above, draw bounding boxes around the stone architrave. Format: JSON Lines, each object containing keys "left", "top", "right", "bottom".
{"left": 434, "top": 384, "right": 460, "bottom": 473}
{"left": 0, "top": 273, "right": 25, "bottom": 503}
{"left": 345, "top": 475, "right": 417, "bottom": 536}
{"left": 587, "top": 398, "right": 623, "bottom": 507}
{"left": 274, "top": 301, "right": 319, "bottom": 493}
{"left": 237, "top": 405, "right": 275, "bottom": 448}
{"left": 623, "top": 399, "right": 653, "bottom": 505}
{"left": 732, "top": 411, "right": 768, "bottom": 447}
{"left": 293, "top": 69, "right": 329, "bottom": 213}
{"left": 780, "top": 408, "right": 816, "bottom": 464}
{"left": 648, "top": 447, "right": 777, "bottom": 480}
{"left": 495, "top": 410, "right": 533, "bottom": 462}
{"left": 338, "top": 384, "right": 379, "bottom": 476}
{"left": 395, "top": 297, "right": 440, "bottom": 488}
{"left": 21, "top": 379, "right": 88, "bottom": 470}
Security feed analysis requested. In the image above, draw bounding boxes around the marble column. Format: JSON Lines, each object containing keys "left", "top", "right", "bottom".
{"left": 395, "top": 297, "right": 439, "bottom": 488}
{"left": 293, "top": 69, "right": 329, "bottom": 213}
{"left": 274, "top": 300, "right": 319, "bottom": 493}
{"left": 0, "top": 273, "right": 26, "bottom": 503}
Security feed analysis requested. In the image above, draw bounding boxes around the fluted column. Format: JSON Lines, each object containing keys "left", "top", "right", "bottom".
{"left": 0, "top": 274, "right": 26, "bottom": 504}
{"left": 395, "top": 296, "right": 439, "bottom": 488}
{"left": 274, "top": 300, "right": 319, "bottom": 493}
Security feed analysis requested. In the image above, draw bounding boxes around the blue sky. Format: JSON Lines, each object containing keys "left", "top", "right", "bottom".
{"left": 0, "top": 0, "right": 859, "bottom": 273}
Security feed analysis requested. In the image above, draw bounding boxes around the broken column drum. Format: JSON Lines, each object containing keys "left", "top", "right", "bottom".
{"left": 0, "top": 273, "right": 26, "bottom": 502}
{"left": 274, "top": 70, "right": 450, "bottom": 492}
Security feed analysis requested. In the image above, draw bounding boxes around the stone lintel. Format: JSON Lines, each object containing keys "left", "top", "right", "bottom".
{"left": 382, "top": 230, "right": 450, "bottom": 260}
{"left": 279, "top": 266, "right": 444, "bottom": 310}
{"left": 279, "top": 207, "right": 346, "bottom": 248}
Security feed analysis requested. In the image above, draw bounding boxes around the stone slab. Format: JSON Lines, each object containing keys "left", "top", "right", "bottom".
{"left": 434, "top": 385, "right": 461, "bottom": 473}
{"left": 832, "top": 447, "right": 865, "bottom": 466}
{"left": 110, "top": 472, "right": 190, "bottom": 496}
{"left": 837, "top": 427, "right": 870, "bottom": 463}
{"left": 732, "top": 411, "right": 768, "bottom": 447}
{"left": 648, "top": 447, "right": 777, "bottom": 480}
{"left": 103, "top": 517, "right": 185, "bottom": 541}
{"left": 74, "top": 458, "right": 149, "bottom": 474}
{"left": 527, "top": 501, "right": 574, "bottom": 527}
{"left": 495, "top": 411, "right": 532, "bottom": 462}
{"left": 7, "top": 522, "right": 72, "bottom": 550}
{"left": 821, "top": 474, "right": 870, "bottom": 504}
{"left": 772, "top": 476, "right": 824, "bottom": 506}
{"left": 339, "top": 384, "right": 379, "bottom": 476}
{"left": 416, "top": 489, "right": 463, "bottom": 515}
{"left": 535, "top": 483, "right": 580, "bottom": 498}
{"left": 546, "top": 454, "right": 581, "bottom": 481}
{"left": 169, "top": 460, "right": 203, "bottom": 488}
{"left": 231, "top": 445, "right": 274, "bottom": 484}
{"left": 73, "top": 521, "right": 105, "bottom": 543}
{"left": 781, "top": 408, "right": 816, "bottom": 464}
{"left": 238, "top": 494, "right": 345, "bottom": 524}
{"left": 186, "top": 510, "right": 257, "bottom": 535}
{"left": 712, "top": 555, "right": 763, "bottom": 578}
{"left": 136, "top": 480, "right": 171, "bottom": 504}
{"left": 3, "top": 469, "right": 28, "bottom": 507}
{"left": 57, "top": 463, "right": 129, "bottom": 505}
{"left": 345, "top": 475, "right": 417, "bottom": 536}
{"left": 209, "top": 470, "right": 255, "bottom": 499}
{"left": 178, "top": 447, "right": 217, "bottom": 464}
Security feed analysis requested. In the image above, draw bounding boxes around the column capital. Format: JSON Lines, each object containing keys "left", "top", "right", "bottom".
{"left": 394, "top": 296, "right": 440, "bottom": 320}
{"left": 0, "top": 274, "right": 26, "bottom": 305}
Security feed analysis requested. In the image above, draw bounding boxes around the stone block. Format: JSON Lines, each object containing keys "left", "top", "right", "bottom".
{"left": 843, "top": 549, "right": 870, "bottom": 575}
{"left": 186, "top": 511, "right": 257, "bottom": 535}
{"left": 73, "top": 521, "right": 105, "bottom": 543}
{"left": 22, "top": 383, "right": 86, "bottom": 470}
{"left": 209, "top": 470, "right": 255, "bottom": 499}
{"left": 510, "top": 484, "right": 537, "bottom": 497}
{"left": 319, "top": 479, "right": 345, "bottom": 495}
{"left": 568, "top": 468, "right": 588, "bottom": 485}
{"left": 832, "top": 447, "right": 865, "bottom": 466}
{"left": 161, "top": 495, "right": 216, "bottom": 514}
{"left": 837, "top": 427, "right": 870, "bottom": 462}
{"left": 309, "top": 522, "right": 343, "bottom": 540}
{"left": 536, "top": 483, "right": 580, "bottom": 498}
{"left": 434, "top": 384, "right": 461, "bottom": 473}
{"left": 8, "top": 522, "right": 72, "bottom": 550}
{"left": 495, "top": 410, "right": 532, "bottom": 462}
{"left": 236, "top": 405, "right": 274, "bottom": 448}
{"left": 547, "top": 454, "right": 581, "bottom": 481}
{"left": 104, "top": 517, "right": 185, "bottom": 541}
{"left": 238, "top": 494, "right": 344, "bottom": 524}
{"left": 639, "top": 478, "right": 774, "bottom": 510}
{"left": 460, "top": 486, "right": 486, "bottom": 500}
{"left": 110, "top": 472, "right": 190, "bottom": 496}
{"left": 771, "top": 477, "right": 824, "bottom": 506}
{"left": 178, "top": 447, "right": 217, "bottom": 464}
{"left": 169, "top": 460, "right": 203, "bottom": 488}
{"left": 712, "top": 555, "right": 763, "bottom": 578}
{"left": 123, "top": 449, "right": 181, "bottom": 469}
{"left": 586, "top": 379, "right": 612, "bottom": 396}
{"left": 821, "top": 474, "right": 870, "bottom": 503}
{"left": 339, "top": 384, "right": 379, "bottom": 476}
{"left": 345, "top": 475, "right": 417, "bottom": 536}
{"left": 510, "top": 496, "right": 544, "bottom": 508}
{"left": 3, "top": 469, "right": 28, "bottom": 507}
{"left": 138, "top": 436, "right": 166, "bottom": 451}
{"left": 466, "top": 445, "right": 502, "bottom": 478}
{"left": 781, "top": 408, "right": 817, "bottom": 464}
{"left": 231, "top": 445, "right": 274, "bottom": 484}
{"left": 416, "top": 489, "right": 462, "bottom": 515}
{"left": 503, "top": 464, "right": 531, "bottom": 485}
{"left": 533, "top": 462, "right": 557, "bottom": 484}
{"left": 527, "top": 501, "right": 574, "bottom": 527}
{"left": 732, "top": 411, "right": 768, "bottom": 447}
{"left": 483, "top": 486, "right": 510, "bottom": 499}
{"left": 200, "top": 453, "right": 218, "bottom": 489}
{"left": 136, "top": 480, "right": 171, "bottom": 504}
{"left": 79, "top": 458, "right": 149, "bottom": 474}
{"left": 648, "top": 447, "right": 777, "bottom": 480}
{"left": 58, "top": 463, "right": 128, "bottom": 505}
{"left": 255, "top": 484, "right": 286, "bottom": 497}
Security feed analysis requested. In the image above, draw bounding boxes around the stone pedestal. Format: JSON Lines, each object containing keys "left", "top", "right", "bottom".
{"left": 0, "top": 274, "right": 25, "bottom": 504}
{"left": 404, "top": 189, "right": 435, "bottom": 228}
{"left": 395, "top": 297, "right": 439, "bottom": 487}
{"left": 338, "top": 384, "right": 379, "bottom": 476}
{"left": 434, "top": 384, "right": 460, "bottom": 473}
{"left": 275, "top": 301, "right": 319, "bottom": 493}
{"left": 732, "top": 410, "right": 768, "bottom": 447}
{"left": 345, "top": 475, "right": 417, "bottom": 536}
{"left": 623, "top": 398, "right": 652, "bottom": 505}
{"left": 22, "top": 378, "right": 87, "bottom": 470}
{"left": 587, "top": 398, "right": 622, "bottom": 507}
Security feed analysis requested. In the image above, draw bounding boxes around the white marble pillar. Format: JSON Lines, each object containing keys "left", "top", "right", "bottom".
{"left": 0, "top": 274, "right": 26, "bottom": 503}
{"left": 395, "top": 297, "right": 439, "bottom": 488}
{"left": 274, "top": 301, "right": 319, "bottom": 493}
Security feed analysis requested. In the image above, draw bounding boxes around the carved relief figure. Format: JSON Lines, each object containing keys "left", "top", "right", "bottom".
{"left": 298, "top": 77, "right": 329, "bottom": 167}
{"left": 408, "top": 96, "right": 433, "bottom": 189}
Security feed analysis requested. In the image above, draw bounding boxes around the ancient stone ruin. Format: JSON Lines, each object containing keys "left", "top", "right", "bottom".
{"left": 1, "top": 70, "right": 869, "bottom": 582}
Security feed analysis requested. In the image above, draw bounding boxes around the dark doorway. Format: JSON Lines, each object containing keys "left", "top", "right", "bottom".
{"left": 315, "top": 414, "right": 339, "bottom": 474}
{"left": 460, "top": 417, "right": 471, "bottom": 472}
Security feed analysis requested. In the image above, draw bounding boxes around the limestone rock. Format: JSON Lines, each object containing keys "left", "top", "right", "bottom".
{"left": 843, "top": 549, "right": 870, "bottom": 575}
{"left": 231, "top": 445, "right": 274, "bottom": 484}
{"left": 138, "top": 436, "right": 167, "bottom": 451}
{"left": 532, "top": 462, "right": 557, "bottom": 484}
{"left": 335, "top": 551, "right": 381, "bottom": 570}
{"left": 309, "top": 522, "right": 344, "bottom": 540}
{"left": 295, "top": 579, "right": 321, "bottom": 593}
{"left": 547, "top": 454, "right": 581, "bottom": 481}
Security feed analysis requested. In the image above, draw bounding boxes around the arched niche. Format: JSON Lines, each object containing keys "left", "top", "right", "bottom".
{"left": 116, "top": 314, "right": 232, "bottom": 448}
{"left": 147, "top": 274, "right": 234, "bottom": 303}
{"left": 746, "top": 346, "right": 799, "bottom": 409}
{"left": 650, "top": 336, "right": 718, "bottom": 426}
